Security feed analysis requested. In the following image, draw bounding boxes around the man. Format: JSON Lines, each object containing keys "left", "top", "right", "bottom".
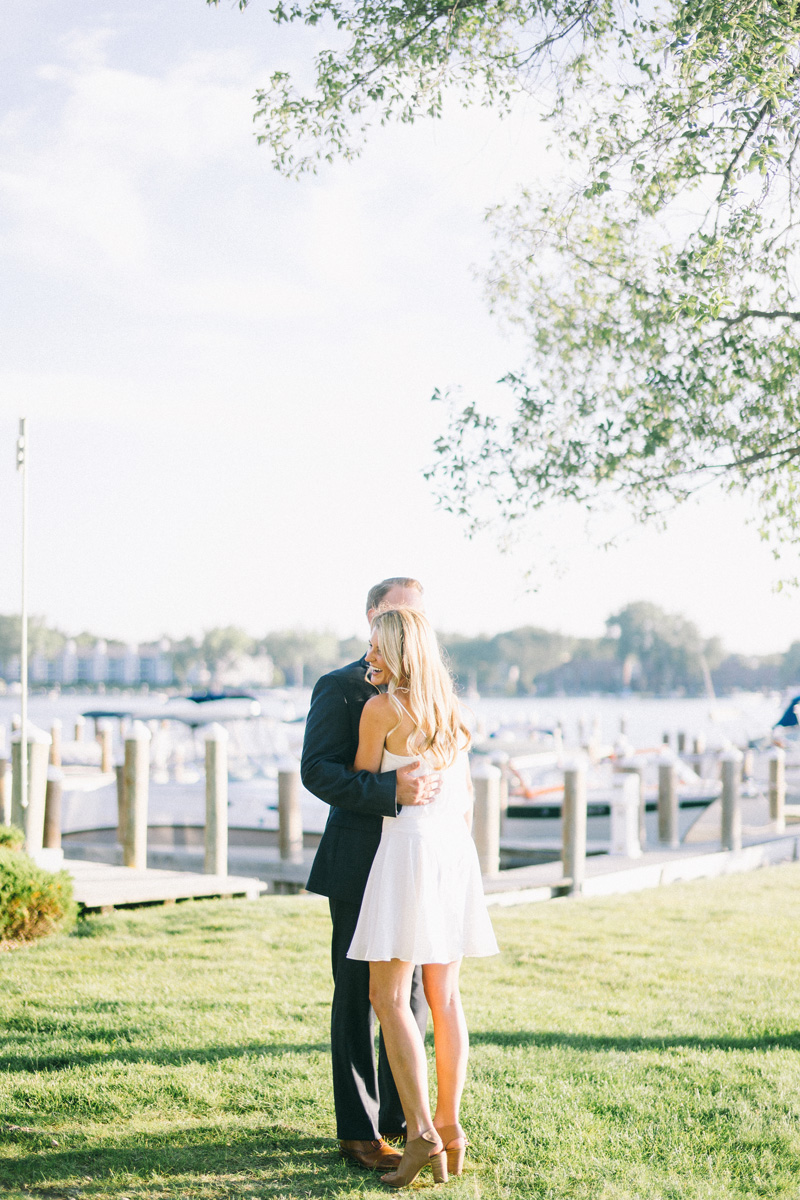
{"left": 301, "top": 577, "right": 438, "bottom": 1171}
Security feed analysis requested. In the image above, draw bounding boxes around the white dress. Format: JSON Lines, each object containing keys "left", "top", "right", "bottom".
{"left": 347, "top": 748, "right": 499, "bottom": 964}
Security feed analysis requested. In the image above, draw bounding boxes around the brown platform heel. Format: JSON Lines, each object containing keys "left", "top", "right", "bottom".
{"left": 435, "top": 1124, "right": 468, "bottom": 1176}
{"left": 380, "top": 1127, "right": 448, "bottom": 1189}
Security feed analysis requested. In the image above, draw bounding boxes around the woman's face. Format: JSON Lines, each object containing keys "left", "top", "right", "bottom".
{"left": 366, "top": 630, "right": 391, "bottom": 686}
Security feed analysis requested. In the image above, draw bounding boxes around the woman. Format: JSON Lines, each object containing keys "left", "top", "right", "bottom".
{"left": 347, "top": 607, "right": 498, "bottom": 1188}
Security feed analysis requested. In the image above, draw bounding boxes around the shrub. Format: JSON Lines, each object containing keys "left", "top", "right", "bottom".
{"left": 0, "top": 824, "right": 25, "bottom": 851}
{"left": 0, "top": 848, "right": 77, "bottom": 943}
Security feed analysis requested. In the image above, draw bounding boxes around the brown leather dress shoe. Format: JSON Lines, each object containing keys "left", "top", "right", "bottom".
{"left": 339, "top": 1139, "right": 403, "bottom": 1170}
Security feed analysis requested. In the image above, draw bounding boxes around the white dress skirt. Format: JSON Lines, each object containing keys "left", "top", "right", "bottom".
{"left": 347, "top": 748, "right": 499, "bottom": 964}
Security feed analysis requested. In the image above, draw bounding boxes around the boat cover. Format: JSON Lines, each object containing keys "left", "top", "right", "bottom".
{"left": 775, "top": 695, "right": 800, "bottom": 728}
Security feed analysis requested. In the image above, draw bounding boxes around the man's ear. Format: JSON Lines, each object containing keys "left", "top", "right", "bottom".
{"left": 366, "top": 608, "right": 376, "bottom": 623}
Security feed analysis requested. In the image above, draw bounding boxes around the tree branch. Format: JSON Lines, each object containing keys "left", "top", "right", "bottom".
{"left": 714, "top": 64, "right": 800, "bottom": 219}
{"left": 717, "top": 307, "right": 800, "bottom": 328}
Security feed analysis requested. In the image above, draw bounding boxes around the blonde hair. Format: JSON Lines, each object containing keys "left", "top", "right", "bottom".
{"left": 370, "top": 607, "right": 470, "bottom": 769}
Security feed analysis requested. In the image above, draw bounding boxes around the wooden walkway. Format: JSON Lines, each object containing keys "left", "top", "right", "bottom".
{"left": 62, "top": 841, "right": 316, "bottom": 893}
{"left": 65, "top": 858, "right": 266, "bottom": 912}
{"left": 483, "top": 830, "right": 800, "bottom": 906}
{"left": 64, "top": 820, "right": 800, "bottom": 912}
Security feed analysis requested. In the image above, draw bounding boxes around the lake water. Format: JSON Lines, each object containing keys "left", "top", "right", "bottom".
{"left": 0, "top": 688, "right": 783, "bottom": 754}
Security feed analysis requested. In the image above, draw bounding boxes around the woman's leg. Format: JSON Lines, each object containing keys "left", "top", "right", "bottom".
{"left": 422, "top": 960, "right": 468, "bottom": 1130}
{"left": 369, "top": 959, "right": 434, "bottom": 1141}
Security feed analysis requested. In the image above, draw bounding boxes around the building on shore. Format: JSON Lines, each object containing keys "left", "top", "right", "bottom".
{"left": 1, "top": 638, "right": 276, "bottom": 692}
{"left": 3, "top": 638, "right": 174, "bottom": 689}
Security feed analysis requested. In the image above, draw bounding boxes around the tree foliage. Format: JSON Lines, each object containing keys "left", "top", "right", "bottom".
{"left": 220, "top": 0, "right": 800, "bottom": 569}
{"left": 445, "top": 624, "right": 579, "bottom": 693}
{"left": 607, "top": 601, "right": 721, "bottom": 694}
{"left": 780, "top": 639, "right": 800, "bottom": 686}
{"left": 210, "top": 0, "right": 626, "bottom": 175}
{"left": 201, "top": 626, "right": 255, "bottom": 667}
{"left": 427, "top": 2, "right": 800, "bottom": 565}
{"left": 0, "top": 615, "right": 66, "bottom": 666}
{"left": 260, "top": 629, "right": 342, "bottom": 685}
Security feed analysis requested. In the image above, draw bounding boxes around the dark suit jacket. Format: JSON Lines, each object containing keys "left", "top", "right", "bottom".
{"left": 302, "top": 656, "right": 399, "bottom": 904}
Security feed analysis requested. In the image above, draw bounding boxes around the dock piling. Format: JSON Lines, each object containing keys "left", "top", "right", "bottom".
{"left": 204, "top": 723, "right": 229, "bottom": 876}
{"left": 768, "top": 747, "right": 786, "bottom": 834}
{"left": 616, "top": 755, "right": 647, "bottom": 846}
{"left": 122, "top": 722, "right": 151, "bottom": 869}
{"left": 490, "top": 751, "right": 510, "bottom": 820}
{"left": 610, "top": 773, "right": 642, "bottom": 858}
{"left": 690, "top": 733, "right": 707, "bottom": 775}
{"left": 562, "top": 759, "right": 587, "bottom": 894}
{"left": 278, "top": 758, "right": 304, "bottom": 864}
{"left": 43, "top": 767, "right": 63, "bottom": 850}
{"left": 98, "top": 721, "right": 113, "bottom": 774}
{"left": 49, "top": 718, "right": 62, "bottom": 768}
{"left": 720, "top": 750, "right": 742, "bottom": 853}
{"left": 10, "top": 725, "right": 52, "bottom": 856}
{"left": 657, "top": 755, "right": 679, "bottom": 849}
{"left": 471, "top": 758, "right": 501, "bottom": 876}
{"left": 115, "top": 765, "right": 127, "bottom": 845}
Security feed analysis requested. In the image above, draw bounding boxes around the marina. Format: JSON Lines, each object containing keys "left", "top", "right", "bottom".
{"left": 1, "top": 687, "right": 798, "bottom": 909}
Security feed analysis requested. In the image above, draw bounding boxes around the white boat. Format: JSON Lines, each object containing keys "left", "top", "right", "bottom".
{"left": 82, "top": 691, "right": 262, "bottom": 728}
{"left": 59, "top": 775, "right": 330, "bottom": 839}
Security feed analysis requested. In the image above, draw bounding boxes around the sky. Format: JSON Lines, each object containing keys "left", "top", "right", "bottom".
{"left": 0, "top": 0, "right": 798, "bottom": 655}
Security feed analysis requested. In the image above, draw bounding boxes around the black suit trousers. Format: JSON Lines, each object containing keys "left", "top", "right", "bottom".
{"left": 329, "top": 898, "right": 428, "bottom": 1140}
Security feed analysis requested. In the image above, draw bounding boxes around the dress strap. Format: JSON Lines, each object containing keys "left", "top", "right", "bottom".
{"left": 392, "top": 694, "right": 416, "bottom": 724}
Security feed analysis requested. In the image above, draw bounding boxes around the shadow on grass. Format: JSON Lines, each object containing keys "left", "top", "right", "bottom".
{"left": 7, "top": 1027, "right": 800, "bottom": 1077}
{"left": 0, "top": 1040, "right": 330, "bottom": 1074}
{"left": 471, "top": 1029, "right": 800, "bottom": 1052}
{"left": 1, "top": 1124, "right": 366, "bottom": 1199}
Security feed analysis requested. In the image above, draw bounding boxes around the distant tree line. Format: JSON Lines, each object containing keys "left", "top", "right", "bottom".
{"left": 443, "top": 603, "right": 800, "bottom": 697}
{"left": 1, "top": 603, "right": 798, "bottom": 696}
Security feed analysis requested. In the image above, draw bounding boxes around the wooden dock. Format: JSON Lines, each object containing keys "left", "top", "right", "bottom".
{"left": 61, "top": 840, "right": 315, "bottom": 893}
{"left": 65, "top": 858, "right": 266, "bottom": 912}
{"left": 63, "top": 827, "right": 799, "bottom": 914}
{"left": 482, "top": 829, "right": 800, "bottom": 907}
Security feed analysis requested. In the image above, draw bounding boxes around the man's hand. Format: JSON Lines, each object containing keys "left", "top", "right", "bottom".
{"left": 396, "top": 761, "right": 441, "bottom": 807}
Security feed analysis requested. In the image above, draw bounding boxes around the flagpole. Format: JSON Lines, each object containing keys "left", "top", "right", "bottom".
{"left": 16, "top": 418, "right": 28, "bottom": 812}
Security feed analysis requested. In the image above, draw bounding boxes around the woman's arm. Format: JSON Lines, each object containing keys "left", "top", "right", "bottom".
{"left": 354, "top": 695, "right": 394, "bottom": 773}
{"left": 300, "top": 673, "right": 399, "bottom": 818}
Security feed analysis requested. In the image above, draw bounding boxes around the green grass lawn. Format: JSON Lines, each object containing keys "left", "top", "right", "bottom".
{"left": 1, "top": 864, "right": 799, "bottom": 1200}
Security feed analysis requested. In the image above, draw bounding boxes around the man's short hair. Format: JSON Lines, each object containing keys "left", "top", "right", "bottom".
{"left": 366, "top": 577, "right": 424, "bottom": 616}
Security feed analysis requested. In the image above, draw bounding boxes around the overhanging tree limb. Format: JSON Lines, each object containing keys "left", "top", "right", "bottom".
{"left": 217, "top": 0, "right": 800, "bottom": 570}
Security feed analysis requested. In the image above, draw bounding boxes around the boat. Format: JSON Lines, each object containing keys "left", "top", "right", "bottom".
{"left": 492, "top": 744, "right": 722, "bottom": 822}
{"left": 773, "top": 691, "right": 800, "bottom": 741}
{"left": 53, "top": 691, "right": 325, "bottom": 846}
{"left": 82, "top": 690, "right": 263, "bottom": 728}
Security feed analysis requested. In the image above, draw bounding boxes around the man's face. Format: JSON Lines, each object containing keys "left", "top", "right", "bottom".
{"left": 366, "top": 585, "right": 424, "bottom": 625}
